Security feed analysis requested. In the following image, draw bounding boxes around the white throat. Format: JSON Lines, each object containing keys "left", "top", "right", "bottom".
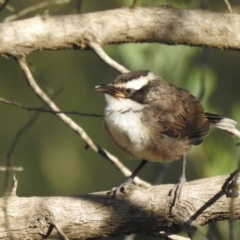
{"left": 104, "top": 94, "right": 151, "bottom": 158}
{"left": 104, "top": 94, "right": 143, "bottom": 113}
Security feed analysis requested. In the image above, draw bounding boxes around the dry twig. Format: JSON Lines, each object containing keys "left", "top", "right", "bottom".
{"left": 9, "top": 175, "right": 18, "bottom": 197}
{"left": 4, "top": 0, "right": 70, "bottom": 22}
{"left": 16, "top": 55, "right": 150, "bottom": 187}
{"left": 0, "top": 166, "right": 23, "bottom": 171}
{"left": 3, "top": 89, "right": 62, "bottom": 196}
{"left": 198, "top": 48, "right": 208, "bottom": 102}
{"left": 54, "top": 222, "right": 69, "bottom": 240}
{"left": 0, "top": 98, "right": 103, "bottom": 117}
{"left": 223, "top": 0, "right": 233, "bottom": 13}
{"left": 0, "top": 0, "right": 9, "bottom": 13}
{"left": 0, "top": 0, "right": 14, "bottom": 12}
{"left": 89, "top": 42, "right": 129, "bottom": 73}
{"left": 131, "top": 0, "right": 138, "bottom": 8}
{"left": 2, "top": 89, "right": 63, "bottom": 240}
{"left": 158, "top": 232, "right": 190, "bottom": 240}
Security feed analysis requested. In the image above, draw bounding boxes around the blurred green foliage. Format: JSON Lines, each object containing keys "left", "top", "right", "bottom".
{"left": 0, "top": 0, "right": 240, "bottom": 239}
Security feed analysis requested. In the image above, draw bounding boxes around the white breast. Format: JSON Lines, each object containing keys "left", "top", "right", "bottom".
{"left": 104, "top": 94, "right": 151, "bottom": 158}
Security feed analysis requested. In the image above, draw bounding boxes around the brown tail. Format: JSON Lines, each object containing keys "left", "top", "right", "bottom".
{"left": 205, "top": 112, "right": 240, "bottom": 138}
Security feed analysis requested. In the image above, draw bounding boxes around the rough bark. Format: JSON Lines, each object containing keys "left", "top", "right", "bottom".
{"left": 0, "top": 174, "right": 239, "bottom": 239}
{"left": 0, "top": 7, "right": 240, "bottom": 57}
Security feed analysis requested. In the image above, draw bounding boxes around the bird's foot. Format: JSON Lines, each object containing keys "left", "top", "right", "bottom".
{"left": 107, "top": 178, "right": 135, "bottom": 197}
{"left": 107, "top": 160, "right": 147, "bottom": 197}
{"left": 169, "top": 175, "right": 186, "bottom": 209}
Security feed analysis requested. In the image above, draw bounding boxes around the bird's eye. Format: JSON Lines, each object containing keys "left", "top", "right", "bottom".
{"left": 126, "top": 88, "right": 133, "bottom": 94}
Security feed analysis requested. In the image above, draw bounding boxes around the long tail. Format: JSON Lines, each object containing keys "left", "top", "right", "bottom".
{"left": 205, "top": 112, "right": 240, "bottom": 138}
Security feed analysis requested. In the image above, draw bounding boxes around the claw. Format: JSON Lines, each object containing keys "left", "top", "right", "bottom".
{"left": 107, "top": 178, "right": 135, "bottom": 197}
{"left": 107, "top": 160, "right": 147, "bottom": 197}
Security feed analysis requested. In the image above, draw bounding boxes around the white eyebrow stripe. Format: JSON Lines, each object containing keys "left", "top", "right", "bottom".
{"left": 115, "top": 72, "right": 156, "bottom": 90}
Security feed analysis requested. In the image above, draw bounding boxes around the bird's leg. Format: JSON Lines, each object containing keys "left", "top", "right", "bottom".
{"left": 128, "top": 159, "right": 148, "bottom": 179}
{"left": 107, "top": 159, "right": 148, "bottom": 196}
{"left": 169, "top": 155, "right": 187, "bottom": 207}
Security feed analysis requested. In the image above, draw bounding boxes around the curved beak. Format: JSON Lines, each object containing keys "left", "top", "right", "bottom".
{"left": 95, "top": 84, "right": 125, "bottom": 98}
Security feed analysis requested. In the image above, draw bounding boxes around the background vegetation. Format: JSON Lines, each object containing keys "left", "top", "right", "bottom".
{"left": 0, "top": 0, "right": 240, "bottom": 239}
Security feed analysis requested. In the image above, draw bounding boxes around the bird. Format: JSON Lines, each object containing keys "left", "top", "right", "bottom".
{"left": 95, "top": 70, "right": 240, "bottom": 204}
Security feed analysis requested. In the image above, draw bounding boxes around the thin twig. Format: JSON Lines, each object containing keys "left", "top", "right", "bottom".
{"left": 153, "top": 231, "right": 191, "bottom": 240}
{"left": 54, "top": 222, "right": 69, "bottom": 240}
{"left": 223, "top": 0, "right": 233, "bottom": 13}
{"left": 0, "top": 98, "right": 103, "bottom": 117}
{"left": 0, "top": 0, "right": 14, "bottom": 12}
{"left": 2, "top": 88, "right": 62, "bottom": 240}
{"left": 9, "top": 175, "right": 18, "bottom": 197}
{"left": 205, "top": 222, "right": 224, "bottom": 240}
{"left": 0, "top": 166, "right": 23, "bottom": 171}
{"left": 222, "top": 168, "right": 240, "bottom": 198}
{"left": 89, "top": 41, "right": 129, "bottom": 74}
{"left": 0, "top": 0, "right": 9, "bottom": 13}
{"left": 3, "top": 110, "right": 41, "bottom": 195}
{"left": 4, "top": 0, "right": 70, "bottom": 22}
{"left": 198, "top": 48, "right": 208, "bottom": 102}
{"left": 3, "top": 88, "right": 62, "bottom": 196}
{"left": 201, "top": 0, "right": 209, "bottom": 10}
{"left": 198, "top": 1, "right": 209, "bottom": 102}
{"left": 131, "top": 0, "right": 138, "bottom": 8}
{"left": 76, "top": 0, "right": 82, "bottom": 13}
{"left": 16, "top": 55, "right": 150, "bottom": 187}
{"left": 154, "top": 163, "right": 170, "bottom": 185}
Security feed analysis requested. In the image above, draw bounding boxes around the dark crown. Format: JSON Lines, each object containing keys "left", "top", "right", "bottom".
{"left": 113, "top": 70, "right": 150, "bottom": 84}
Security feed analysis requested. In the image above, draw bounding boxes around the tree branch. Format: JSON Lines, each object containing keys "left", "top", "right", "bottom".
{"left": 1, "top": 7, "right": 240, "bottom": 57}
{"left": 0, "top": 174, "right": 239, "bottom": 240}
{"left": 89, "top": 41, "right": 129, "bottom": 73}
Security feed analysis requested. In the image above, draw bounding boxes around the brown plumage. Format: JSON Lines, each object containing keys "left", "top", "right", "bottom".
{"left": 95, "top": 70, "right": 240, "bottom": 202}
{"left": 96, "top": 70, "right": 240, "bottom": 162}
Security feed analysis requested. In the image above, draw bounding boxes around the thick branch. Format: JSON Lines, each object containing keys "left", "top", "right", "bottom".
{"left": 1, "top": 7, "right": 240, "bottom": 56}
{"left": 0, "top": 175, "right": 239, "bottom": 240}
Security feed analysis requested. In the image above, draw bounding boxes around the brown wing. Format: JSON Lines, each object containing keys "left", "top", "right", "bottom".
{"left": 156, "top": 87, "right": 210, "bottom": 145}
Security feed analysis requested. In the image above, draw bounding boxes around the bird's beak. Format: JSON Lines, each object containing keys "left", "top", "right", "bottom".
{"left": 95, "top": 84, "right": 125, "bottom": 98}
{"left": 95, "top": 84, "right": 112, "bottom": 94}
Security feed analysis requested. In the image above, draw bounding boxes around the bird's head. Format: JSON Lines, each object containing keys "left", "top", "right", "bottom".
{"left": 95, "top": 70, "right": 165, "bottom": 104}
